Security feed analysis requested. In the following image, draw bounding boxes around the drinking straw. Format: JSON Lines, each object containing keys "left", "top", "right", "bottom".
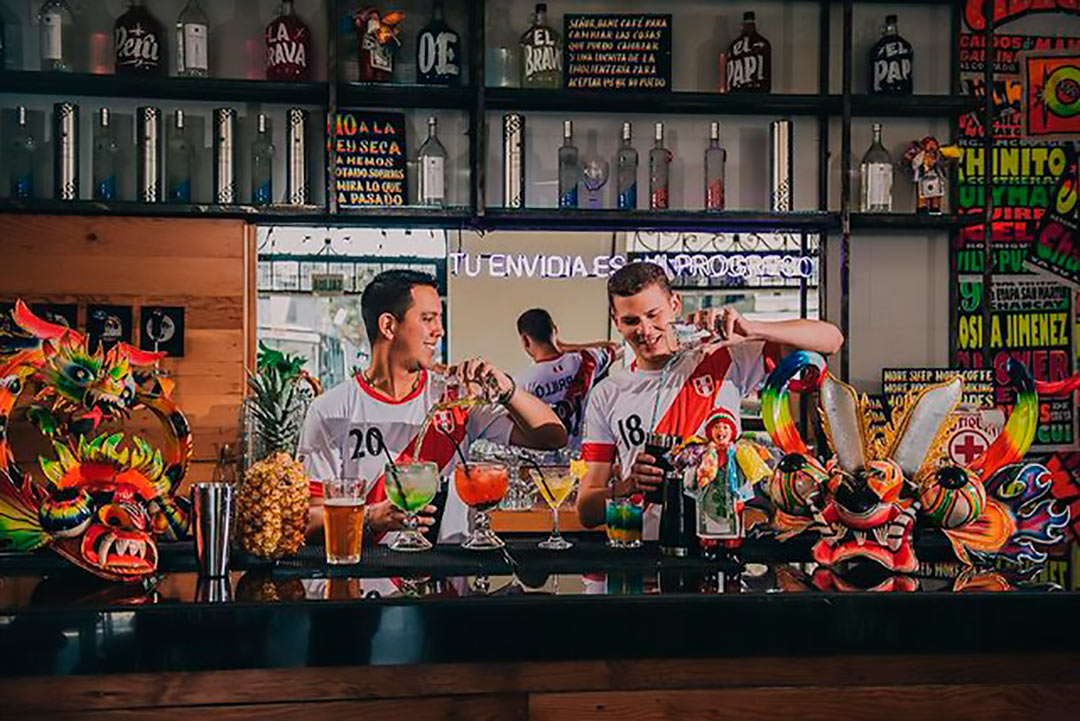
{"left": 380, "top": 444, "right": 408, "bottom": 506}
{"left": 438, "top": 426, "right": 471, "bottom": 475}
{"left": 521, "top": 456, "right": 555, "bottom": 503}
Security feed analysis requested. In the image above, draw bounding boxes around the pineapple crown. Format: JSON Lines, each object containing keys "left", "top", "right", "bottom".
{"left": 247, "top": 345, "right": 314, "bottom": 457}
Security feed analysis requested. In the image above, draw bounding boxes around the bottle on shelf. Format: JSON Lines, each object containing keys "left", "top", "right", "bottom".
{"left": 38, "top": 0, "right": 75, "bottom": 72}
{"left": 615, "top": 122, "right": 638, "bottom": 210}
{"left": 870, "top": 14, "right": 913, "bottom": 94}
{"left": 176, "top": 0, "right": 210, "bottom": 78}
{"left": 266, "top": 0, "right": 311, "bottom": 81}
{"left": 649, "top": 122, "right": 670, "bottom": 211}
{"left": 251, "top": 113, "right": 275, "bottom": 205}
{"left": 520, "top": 3, "right": 561, "bottom": 89}
{"left": 860, "top": 122, "right": 893, "bottom": 213}
{"left": 166, "top": 110, "right": 193, "bottom": 203}
{"left": 93, "top": 108, "right": 121, "bottom": 201}
{"left": 115, "top": 0, "right": 165, "bottom": 75}
{"left": 726, "top": 11, "right": 771, "bottom": 93}
{"left": 557, "top": 120, "right": 579, "bottom": 209}
{"left": 10, "top": 107, "right": 37, "bottom": 198}
{"left": 417, "top": 0, "right": 460, "bottom": 86}
{"left": 417, "top": 116, "right": 447, "bottom": 207}
{"left": 705, "top": 121, "right": 727, "bottom": 211}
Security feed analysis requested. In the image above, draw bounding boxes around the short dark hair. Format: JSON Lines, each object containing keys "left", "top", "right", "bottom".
{"left": 517, "top": 308, "right": 556, "bottom": 345}
{"left": 361, "top": 269, "right": 439, "bottom": 344}
{"left": 607, "top": 261, "right": 672, "bottom": 304}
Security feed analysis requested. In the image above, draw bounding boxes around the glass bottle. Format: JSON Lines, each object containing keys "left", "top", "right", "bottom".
{"left": 726, "top": 11, "right": 771, "bottom": 93}
{"left": 416, "top": 0, "right": 460, "bottom": 86}
{"left": 93, "top": 108, "right": 121, "bottom": 201}
{"left": 166, "top": 110, "right": 193, "bottom": 203}
{"left": 10, "top": 107, "right": 37, "bottom": 198}
{"left": 266, "top": 0, "right": 311, "bottom": 81}
{"left": 176, "top": 0, "right": 209, "bottom": 78}
{"left": 251, "top": 113, "right": 275, "bottom": 205}
{"left": 520, "top": 3, "right": 561, "bottom": 89}
{"left": 870, "top": 14, "right": 913, "bottom": 94}
{"left": 705, "top": 121, "right": 727, "bottom": 211}
{"left": 860, "top": 123, "right": 894, "bottom": 212}
{"left": 38, "top": 0, "right": 75, "bottom": 72}
{"left": 417, "top": 116, "right": 447, "bottom": 206}
{"left": 649, "top": 122, "right": 670, "bottom": 211}
{"left": 615, "top": 122, "right": 638, "bottom": 210}
{"left": 115, "top": 0, "right": 165, "bottom": 75}
{"left": 557, "top": 120, "right": 579, "bottom": 209}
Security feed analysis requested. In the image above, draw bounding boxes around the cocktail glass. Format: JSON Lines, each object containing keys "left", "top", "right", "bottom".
{"left": 455, "top": 461, "right": 510, "bottom": 550}
{"left": 605, "top": 497, "right": 644, "bottom": 549}
{"left": 528, "top": 464, "right": 576, "bottom": 550}
{"left": 385, "top": 460, "right": 439, "bottom": 552}
{"left": 581, "top": 156, "right": 609, "bottom": 209}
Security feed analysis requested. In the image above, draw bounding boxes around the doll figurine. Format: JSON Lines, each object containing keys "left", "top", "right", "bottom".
{"left": 904, "top": 136, "right": 961, "bottom": 214}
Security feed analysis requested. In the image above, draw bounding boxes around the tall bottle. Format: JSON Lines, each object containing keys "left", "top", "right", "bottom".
{"left": 176, "top": 0, "right": 209, "bottom": 78}
{"left": 417, "top": 0, "right": 460, "bottom": 86}
{"left": 557, "top": 120, "right": 579, "bottom": 209}
{"left": 705, "top": 121, "right": 727, "bottom": 211}
{"left": 10, "top": 107, "right": 37, "bottom": 198}
{"left": 251, "top": 113, "right": 275, "bottom": 205}
{"left": 417, "top": 116, "right": 447, "bottom": 206}
{"left": 115, "top": 0, "right": 165, "bottom": 75}
{"left": 616, "top": 122, "right": 638, "bottom": 210}
{"left": 860, "top": 123, "right": 893, "bottom": 212}
{"left": 726, "top": 11, "right": 771, "bottom": 93}
{"left": 166, "top": 110, "right": 193, "bottom": 202}
{"left": 520, "top": 3, "right": 561, "bottom": 89}
{"left": 266, "top": 0, "right": 311, "bottom": 81}
{"left": 649, "top": 122, "right": 670, "bottom": 211}
{"left": 38, "top": 0, "right": 75, "bottom": 72}
{"left": 870, "top": 14, "right": 913, "bottom": 94}
{"left": 93, "top": 108, "right": 121, "bottom": 201}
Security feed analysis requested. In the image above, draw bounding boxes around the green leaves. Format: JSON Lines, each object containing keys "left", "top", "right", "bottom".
{"left": 246, "top": 361, "right": 307, "bottom": 456}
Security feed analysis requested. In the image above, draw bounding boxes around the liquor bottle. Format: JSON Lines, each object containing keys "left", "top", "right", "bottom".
{"left": 176, "top": 0, "right": 209, "bottom": 78}
{"left": 93, "top": 108, "right": 121, "bottom": 201}
{"left": 115, "top": 0, "right": 165, "bottom": 75}
{"left": 726, "top": 11, "right": 771, "bottom": 93}
{"left": 266, "top": 0, "right": 310, "bottom": 81}
{"left": 557, "top": 120, "right": 579, "bottom": 209}
{"left": 705, "top": 121, "right": 726, "bottom": 211}
{"left": 38, "top": 0, "right": 75, "bottom": 72}
{"left": 860, "top": 123, "right": 893, "bottom": 212}
{"left": 869, "top": 14, "right": 913, "bottom": 94}
{"left": 615, "top": 122, "right": 638, "bottom": 210}
{"left": 520, "top": 3, "right": 561, "bottom": 89}
{"left": 648, "top": 122, "right": 670, "bottom": 211}
{"left": 166, "top": 110, "right": 193, "bottom": 202}
{"left": 416, "top": 0, "right": 460, "bottom": 86}
{"left": 10, "top": 107, "right": 37, "bottom": 198}
{"left": 417, "top": 116, "right": 447, "bottom": 206}
{"left": 251, "top": 113, "right": 275, "bottom": 205}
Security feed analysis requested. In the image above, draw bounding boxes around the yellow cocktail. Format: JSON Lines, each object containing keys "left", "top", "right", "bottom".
{"left": 528, "top": 465, "right": 576, "bottom": 551}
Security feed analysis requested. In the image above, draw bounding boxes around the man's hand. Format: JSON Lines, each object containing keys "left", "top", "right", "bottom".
{"left": 458, "top": 355, "right": 514, "bottom": 402}
{"left": 692, "top": 306, "right": 757, "bottom": 348}
{"left": 626, "top": 453, "right": 664, "bottom": 495}
{"left": 364, "top": 499, "right": 437, "bottom": 536}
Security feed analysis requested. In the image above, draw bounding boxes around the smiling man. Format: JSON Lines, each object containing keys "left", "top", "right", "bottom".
{"left": 576, "top": 261, "right": 843, "bottom": 537}
{"left": 300, "top": 270, "right": 566, "bottom": 544}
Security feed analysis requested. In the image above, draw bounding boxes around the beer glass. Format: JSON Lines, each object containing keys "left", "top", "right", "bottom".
{"left": 323, "top": 479, "right": 366, "bottom": 565}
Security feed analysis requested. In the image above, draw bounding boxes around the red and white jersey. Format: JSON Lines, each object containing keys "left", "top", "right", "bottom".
{"left": 515, "top": 347, "right": 616, "bottom": 450}
{"left": 298, "top": 370, "right": 514, "bottom": 544}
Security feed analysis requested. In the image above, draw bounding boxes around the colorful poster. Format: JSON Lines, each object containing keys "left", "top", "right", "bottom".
{"left": 1023, "top": 51, "right": 1080, "bottom": 138}
{"left": 563, "top": 14, "right": 672, "bottom": 91}
{"left": 1027, "top": 143, "right": 1080, "bottom": 287}
{"left": 139, "top": 306, "right": 184, "bottom": 357}
{"left": 86, "top": 304, "right": 133, "bottom": 353}
{"left": 329, "top": 110, "right": 407, "bottom": 208}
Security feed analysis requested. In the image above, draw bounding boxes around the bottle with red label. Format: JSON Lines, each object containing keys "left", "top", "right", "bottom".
{"left": 266, "top": 0, "right": 311, "bottom": 81}
{"left": 726, "top": 11, "right": 771, "bottom": 93}
{"left": 114, "top": 0, "right": 165, "bottom": 76}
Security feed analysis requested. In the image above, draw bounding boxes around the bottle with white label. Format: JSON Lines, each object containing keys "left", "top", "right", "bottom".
{"left": 38, "top": 0, "right": 75, "bottom": 72}
{"left": 869, "top": 15, "right": 913, "bottom": 95}
{"left": 417, "top": 116, "right": 447, "bottom": 206}
{"left": 115, "top": 0, "right": 165, "bottom": 76}
{"left": 519, "top": 3, "right": 561, "bottom": 89}
{"left": 416, "top": 0, "right": 460, "bottom": 86}
{"left": 860, "top": 123, "right": 893, "bottom": 212}
{"left": 176, "top": 0, "right": 210, "bottom": 77}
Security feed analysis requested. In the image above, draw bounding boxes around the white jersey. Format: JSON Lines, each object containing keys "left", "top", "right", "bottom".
{"left": 298, "top": 370, "right": 514, "bottom": 544}
{"left": 516, "top": 347, "right": 615, "bottom": 450}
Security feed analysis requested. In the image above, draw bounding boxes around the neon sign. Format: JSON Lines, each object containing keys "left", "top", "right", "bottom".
{"left": 448, "top": 251, "right": 816, "bottom": 280}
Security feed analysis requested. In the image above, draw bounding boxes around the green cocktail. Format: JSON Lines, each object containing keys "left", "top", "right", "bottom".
{"left": 385, "top": 461, "right": 439, "bottom": 552}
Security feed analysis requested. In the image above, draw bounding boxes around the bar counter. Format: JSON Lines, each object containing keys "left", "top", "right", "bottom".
{"left": 2, "top": 535, "right": 1080, "bottom": 719}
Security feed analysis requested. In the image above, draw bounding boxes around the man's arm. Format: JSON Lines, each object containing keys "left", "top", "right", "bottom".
{"left": 696, "top": 308, "right": 843, "bottom": 356}
{"left": 459, "top": 356, "right": 567, "bottom": 450}
{"left": 557, "top": 339, "right": 624, "bottom": 361}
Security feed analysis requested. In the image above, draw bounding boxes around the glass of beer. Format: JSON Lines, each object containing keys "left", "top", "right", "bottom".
{"left": 454, "top": 461, "right": 509, "bottom": 550}
{"left": 323, "top": 479, "right": 366, "bottom": 565}
{"left": 385, "top": 460, "right": 439, "bottom": 552}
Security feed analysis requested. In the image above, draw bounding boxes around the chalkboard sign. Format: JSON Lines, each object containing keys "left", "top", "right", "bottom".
{"left": 881, "top": 368, "right": 995, "bottom": 410}
{"left": 563, "top": 14, "right": 672, "bottom": 92}
{"left": 331, "top": 110, "right": 407, "bottom": 208}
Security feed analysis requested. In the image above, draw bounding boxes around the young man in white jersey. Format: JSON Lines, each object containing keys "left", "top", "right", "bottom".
{"left": 300, "top": 270, "right": 567, "bottom": 543}
{"left": 515, "top": 308, "right": 622, "bottom": 450}
{"left": 576, "top": 262, "right": 843, "bottom": 537}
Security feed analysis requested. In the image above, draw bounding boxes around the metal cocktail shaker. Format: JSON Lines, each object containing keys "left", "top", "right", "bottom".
{"left": 192, "top": 482, "right": 234, "bottom": 577}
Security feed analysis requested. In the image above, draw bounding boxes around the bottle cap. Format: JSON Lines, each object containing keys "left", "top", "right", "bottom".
{"left": 99, "top": 107, "right": 110, "bottom": 127}
{"left": 743, "top": 11, "right": 755, "bottom": 21}
{"left": 886, "top": 14, "right": 898, "bottom": 24}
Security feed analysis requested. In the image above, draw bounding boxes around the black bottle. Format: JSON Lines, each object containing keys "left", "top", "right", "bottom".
{"left": 644, "top": 432, "right": 696, "bottom": 557}
{"left": 416, "top": 0, "right": 460, "bottom": 86}
{"left": 869, "top": 14, "right": 913, "bottom": 94}
{"left": 726, "top": 11, "right": 771, "bottom": 93}
{"left": 114, "top": 0, "right": 165, "bottom": 75}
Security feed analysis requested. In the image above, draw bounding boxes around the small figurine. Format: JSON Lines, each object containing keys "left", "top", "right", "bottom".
{"left": 355, "top": 7, "right": 404, "bottom": 83}
{"left": 903, "top": 136, "right": 961, "bottom": 215}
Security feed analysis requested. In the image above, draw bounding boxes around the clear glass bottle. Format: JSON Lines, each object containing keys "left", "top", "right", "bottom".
{"left": 166, "top": 109, "right": 193, "bottom": 202}
{"left": 176, "top": 0, "right": 210, "bottom": 78}
{"left": 520, "top": 3, "right": 561, "bottom": 89}
{"left": 870, "top": 15, "right": 913, "bottom": 94}
{"left": 615, "top": 122, "right": 638, "bottom": 210}
{"left": 115, "top": 0, "right": 165, "bottom": 75}
{"left": 10, "top": 107, "right": 37, "bottom": 198}
{"left": 251, "top": 113, "right": 275, "bottom": 205}
{"left": 557, "top": 120, "right": 579, "bottom": 209}
{"left": 705, "top": 121, "right": 727, "bottom": 211}
{"left": 266, "top": 0, "right": 311, "bottom": 81}
{"left": 38, "top": 0, "right": 75, "bottom": 72}
{"left": 93, "top": 108, "right": 121, "bottom": 201}
{"left": 416, "top": 0, "right": 460, "bottom": 86}
{"left": 649, "top": 122, "right": 670, "bottom": 211}
{"left": 417, "top": 116, "right": 447, "bottom": 206}
{"left": 860, "top": 122, "right": 894, "bottom": 212}
{"left": 726, "top": 11, "right": 771, "bottom": 93}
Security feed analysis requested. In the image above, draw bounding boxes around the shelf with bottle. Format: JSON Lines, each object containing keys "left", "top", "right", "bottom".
{"left": 850, "top": 212, "right": 980, "bottom": 231}
{"left": 480, "top": 208, "right": 837, "bottom": 232}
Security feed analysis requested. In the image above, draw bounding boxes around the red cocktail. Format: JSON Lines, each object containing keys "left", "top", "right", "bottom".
{"left": 454, "top": 461, "right": 509, "bottom": 549}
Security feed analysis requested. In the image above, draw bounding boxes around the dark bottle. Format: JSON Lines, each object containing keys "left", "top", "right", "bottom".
{"left": 869, "top": 14, "right": 913, "bottom": 94}
{"left": 726, "top": 11, "right": 771, "bottom": 93}
{"left": 642, "top": 432, "right": 676, "bottom": 506}
{"left": 644, "top": 432, "right": 697, "bottom": 557}
{"left": 416, "top": 0, "right": 460, "bottom": 86}
{"left": 266, "top": 0, "right": 311, "bottom": 81}
{"left": 114, "top": 0, "right": 165, "bottom": 75}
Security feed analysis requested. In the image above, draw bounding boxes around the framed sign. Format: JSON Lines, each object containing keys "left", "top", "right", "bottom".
{"left": 330, "top": 110, "right": 407, "bottom": 208}
{"left": 881, "top": 367, "right": 995, "bottom": 410}
{"left": 30, "top": 303, "right": 78, "bottom": 331}
{"left": 86, "top": 305, "right": 133, "bottom": 353}
{"left": 563, "top": 14, "right": 672, "bottom": 91}
{"left": 140, "top": 306, "right": 185, "bottom": 357}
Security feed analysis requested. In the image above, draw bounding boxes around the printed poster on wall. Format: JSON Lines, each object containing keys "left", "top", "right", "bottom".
{"left": 1027, "top": 143, "right": 1080, "bottom": 288}
{"left": 563, "top": 14, "right": 673, "bottom": 91}
{"left": 329, "top": 110, "right": 407, "bottom": 208}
